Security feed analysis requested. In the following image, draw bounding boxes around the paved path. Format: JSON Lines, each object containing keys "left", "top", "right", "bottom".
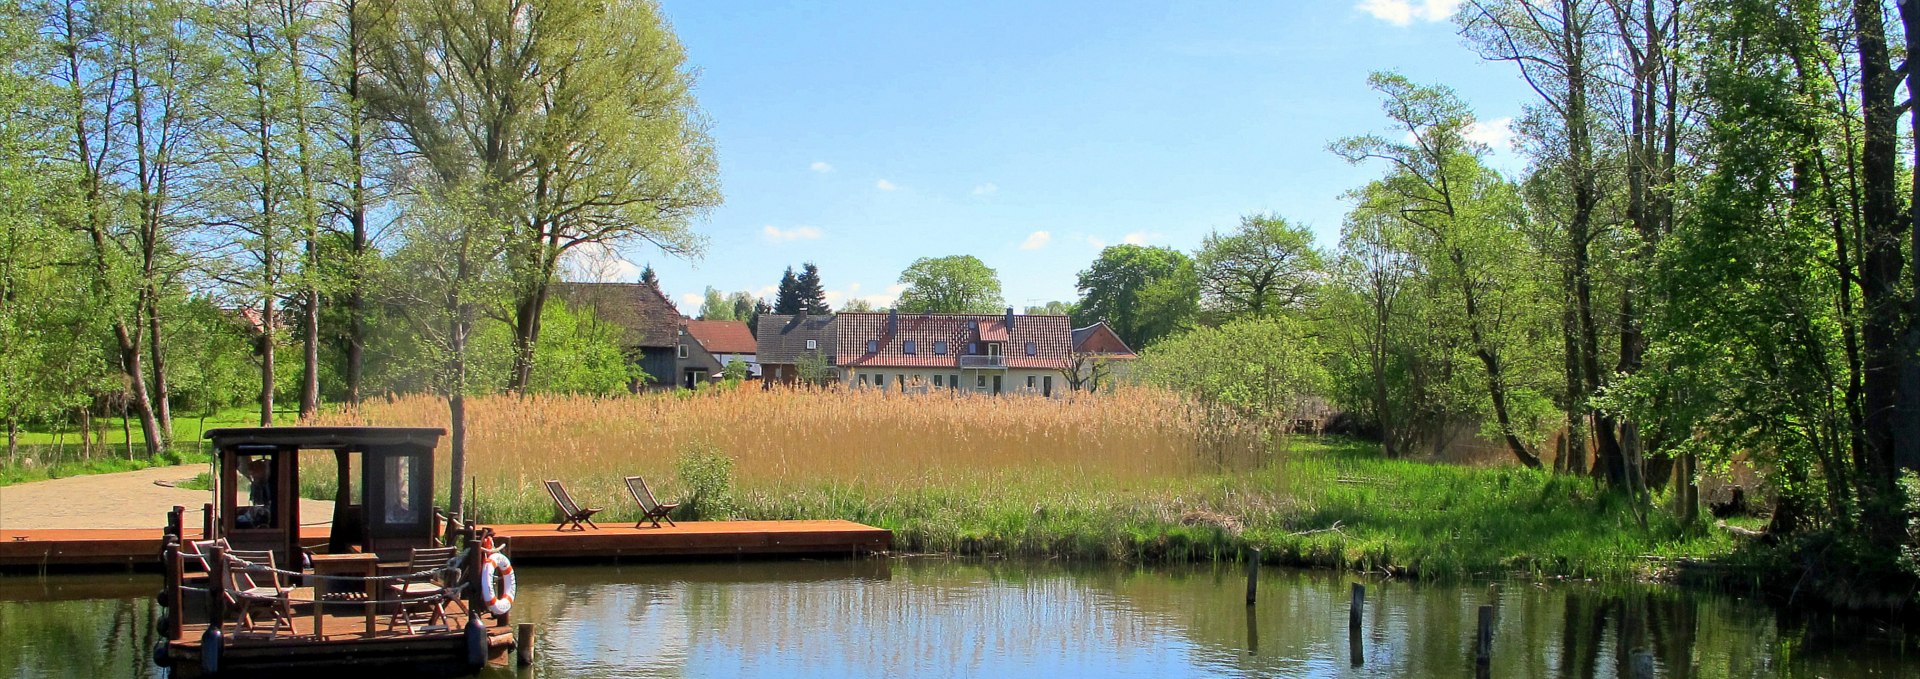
{"left": 0, "top": 465, "right": 332, "bottom": 529}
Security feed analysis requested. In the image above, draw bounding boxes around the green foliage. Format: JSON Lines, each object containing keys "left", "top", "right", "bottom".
{"left": 895, "top": 255, "right": 1006, "bottom": 314}
{"left": 673, "top": 441, "right": 738, "bottom": 520}
{"left": 1136, "top": 315, "right": 1329, "bottom": 428}
{"left": 1073, "top": 245, "right": 1196, "bottom": 349}
{"left": 1195, "top": 213, "right": 1323, "bottom": 319}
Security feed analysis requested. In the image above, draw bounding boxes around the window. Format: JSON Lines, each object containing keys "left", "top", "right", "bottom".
{"left": 1025, "top": 341, "right": 1037, "bottom": 356}
{"left": 976, "top": 374, "right": 986, "bottom": 388}
{"left": 1043, "top": 375, "right": 1053, "bottom": 397}
{"left": 875, "top": 374, "right": 885, "bottom": 388}
{"left": 934, "top": 341, "right": 948, "bottom": 355}
{"left": 951, "top": 374, "right": 960, "bottom": 390}
{"left": 1027, "top": 375, "right": 1036, "bottom": 389}
{"left": 896, "top": 375, "right": 905, "bottom": 392}
{"left": 903, "top": 340, "right": 917, "bottom": 355}
{"left": 934, "top": 374, "right": 944, "bottom": 387}
{"left": 859, "top": 374, "right": 868, "bottom": 386}
{"left": 968, "top": 342, "right": 979, "bottom": 354}
{"left": 677, "top": 344, "right": 690, "bottom": 359}
{"left": 867, "top": 340, "right": 879, "bottom": 354}
{"left": 806, "top": 339, "right": 817, "bottom": 350}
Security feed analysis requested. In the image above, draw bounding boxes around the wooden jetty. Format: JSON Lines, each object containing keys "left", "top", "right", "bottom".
{"left": 1, "top": 520, "right": 890, "bottom": 569}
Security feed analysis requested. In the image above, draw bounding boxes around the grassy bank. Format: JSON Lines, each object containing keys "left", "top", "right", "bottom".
{"left": 308, "top": 389, "right": 1743, "bottom": 581}
{"left": 0, "top": 407, "right": 282, "bottom": 486}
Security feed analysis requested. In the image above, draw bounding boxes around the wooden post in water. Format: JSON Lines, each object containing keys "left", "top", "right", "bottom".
{"left": 516, "top": 623, "right": 535, "bottom": 666}
{"left": 1475, "top": 604, "right": 1494, "bottom": 666}
{"left": 1244, "top": 547, "right": 1260, "bottom": 605}
{"left": 1244, "top": 606, "right": 1258, "bottom": 656}
{"left": 1349, "top": 583, "right": 1365, "bottom": 667}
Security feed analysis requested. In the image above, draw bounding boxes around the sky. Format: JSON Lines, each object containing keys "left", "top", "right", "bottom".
{"left": 592, "top": 0, "right": 1536, "bottom": 314}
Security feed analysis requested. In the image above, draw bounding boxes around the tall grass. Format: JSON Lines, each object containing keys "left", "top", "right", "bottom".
{"left": 311, "top": 387, "right": 1737, "bottom": 580}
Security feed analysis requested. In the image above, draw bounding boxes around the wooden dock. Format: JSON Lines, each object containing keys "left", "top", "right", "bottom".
{"left": 0, "top": 520, "right": 890, "bottom": 569}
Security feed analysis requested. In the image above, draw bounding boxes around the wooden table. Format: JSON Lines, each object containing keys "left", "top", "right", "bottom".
{"left": 309, "top": 553, "right": 380, "bottom": 637}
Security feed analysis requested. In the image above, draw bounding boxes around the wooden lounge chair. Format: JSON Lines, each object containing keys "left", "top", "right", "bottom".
{"left": 387, "top": 546, "right": 459, "bottom": 634}
{"left": 545, "top": 480, "right": 602, "bottom": 531}
{"left": 624, "top": 476, "right": 680, "bottom": 529}
{"left": 224, "top": 549, "right": 299, "bottom": 638}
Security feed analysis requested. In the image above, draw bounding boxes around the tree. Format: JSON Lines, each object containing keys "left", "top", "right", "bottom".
{"left": 839, "top": 298, "right": 875, "bottom": 313}
{"left": 362, "top": 0, "right": 720, "bottom": 396}
{"left": 795, "top": 262, "right": 829, "bottom": 314}
{"left": 772, "top": 266, "right": 801, "bottom": 315}
{"left": 1073, "top": 245, "right": 1193, "bottom": 348}
{"left": 639, "top": 264, "right": 661, "bottom": 293}
{"left": 1195, "top": 213, "right": 1322, "bottom": 318}
{"left": 895, "top": 255, "right": 1004, "bottom": 314}
{"left": 698, "top": 286, "right": 734, "bottom": 321}
{"left": 1135, "top": 316, "right": 1328, "bottom": 432}
{"left": 1026, "top": 300, "right": 1076, "bottom": 316}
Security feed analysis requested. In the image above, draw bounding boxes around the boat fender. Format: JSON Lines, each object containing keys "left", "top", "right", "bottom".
{"left": 152, "top": 642, "right": 172, "bottom": 668}
{"left": 480, "top": 544, "right": 515, "bottom": 616}
{"left": 200, "top": 627, "right": 222, "bottom": 676}
{"left": 465, "top": 614, "right": 487, "bottom": 669}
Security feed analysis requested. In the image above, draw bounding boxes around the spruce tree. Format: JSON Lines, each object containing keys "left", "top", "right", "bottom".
{"left": 773, "top": 267, "right": 802, "bottom": 314}
{"left": 797, "top": 262, "right": 830, "bottom": 314}
{"left": 640, "top": 265, "right": 661, "bottom": 293}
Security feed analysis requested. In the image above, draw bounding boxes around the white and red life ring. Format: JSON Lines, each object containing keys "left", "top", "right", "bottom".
{"left": 478, "top": 539, "right": 515, "bottom": 615}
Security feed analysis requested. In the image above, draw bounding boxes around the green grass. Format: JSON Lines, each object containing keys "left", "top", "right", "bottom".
{"left": 0, "top": 407, "right": 284, "bottom": 486}
{"left": 425, "top": 438, "right": 1744, "bottom": 582}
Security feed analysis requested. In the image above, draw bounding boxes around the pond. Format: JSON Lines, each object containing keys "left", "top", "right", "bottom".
{"left": 0, "top": 558, "right": 1911, "bottom": 678}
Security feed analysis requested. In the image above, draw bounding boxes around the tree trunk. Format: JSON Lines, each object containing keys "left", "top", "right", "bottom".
{"left": 301, "top": 286, "right": 320, "bottom": 420}
{"left": 1895, "top": 0, "right": 1920, "bottom": 476}
{"left": 260, "top": 296, "right": 276, "bottom": 427}
{"left": 112, "top": 323, "right": 164, "bottom": 458}
{"left": 146, "top": 291, "right": 173, "bottom": 447}
{"left": 1849, "top": 0, "right": 1907, "bottom": 548}
{"left": 1455, "top": 250, "right": 1542, "bottom": 468}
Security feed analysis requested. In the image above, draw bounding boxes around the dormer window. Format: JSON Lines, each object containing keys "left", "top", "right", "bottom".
{"left": 968, "top": 342, "right": 978, "bottom": 354}
{"left": 934, "top": 341, "right": 948, "bottom": 355}
{"left": 1025, "top": 341, "right": 1037, "bottom": 356}
{"left": 867, "top": 340, "right": 879, "bottom": 354}
{"left": 903, "top": 340, "right": 917, "bottom": 355}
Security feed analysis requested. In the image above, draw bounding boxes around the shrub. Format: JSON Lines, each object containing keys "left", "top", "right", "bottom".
{"left": 674, "top": 441, "right": 737, "bottom": 520}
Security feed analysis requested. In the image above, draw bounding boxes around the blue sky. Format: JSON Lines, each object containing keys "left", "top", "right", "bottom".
{"left": 598, "top": 0, "right": 1534, "bottom": 313}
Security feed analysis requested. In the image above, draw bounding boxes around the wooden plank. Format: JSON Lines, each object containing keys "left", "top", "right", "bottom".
{"left": 1, "top": 521, "right": 890, "bottom": 568}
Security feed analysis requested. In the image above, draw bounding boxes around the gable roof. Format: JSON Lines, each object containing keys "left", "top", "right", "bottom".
{"left": 549, "top": 282, "right": 684, "bottom": 349}
{"left": 1071, "top": 322, "right": 1138, "bottom": 358}
{"left": 754, "top": 313, "right": 837, "bottom": 364}
{"left": 834, "top": 312, "right": 1072, "bottom": 369}
{"left": 684, "top": 319, "right": 756, "bottom": 355}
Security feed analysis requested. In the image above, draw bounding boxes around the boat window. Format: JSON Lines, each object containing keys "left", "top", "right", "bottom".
{"left": 382, "top": 454, "right": 422, "bottom": 525}
{"left": 236, "top": 453, "right": 279, "bottom": 529}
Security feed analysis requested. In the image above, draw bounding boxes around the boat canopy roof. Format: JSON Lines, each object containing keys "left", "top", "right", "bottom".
{"left": 203, "top": 426, "right": 446, "bottom": 451}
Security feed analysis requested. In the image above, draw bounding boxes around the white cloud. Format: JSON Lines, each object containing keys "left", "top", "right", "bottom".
{"left": 1464, "top": 116, "right": 1515, "bottom": 150}
{"left": 809, "top": 161, "right": 833, "bottom": 173}
{"left": 678, "top": 293, "right": 702, "bottom": 309}
{"left": 1085, "top": 235, "right": 1107, "bottom": 249}
{"left": 824, "top": 282, "right": 905, "bottom": 309}
{"left": 558, "top": 242, "right": 641, "bottom": 283}
{"left": 1019, "top": 230, "right": 1052, "bottom": 250}
{"left": 972, "top": 182, "right": 999, "bottom": 196}
{"left": 875, "top": 179, "right": 898, "bottom": 191}
{"left": 1356, "top": 0, "right": 1461, "bottom": 26}
{"left": 762, "top": 225, "right": 823, "bottom": 242}
{"left": 1122, "top": 231, "right": 1150, "bottom": 245}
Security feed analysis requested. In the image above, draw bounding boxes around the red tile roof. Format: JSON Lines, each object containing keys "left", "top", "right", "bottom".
{"left": 834, "top": 312, "right": 1072, "bottom": 369}
{"left": 550, "top": 282, "right": 684, "bottom": 348}
{"left": 684, "top": 319, "right": 756, "bottom": 354}
{"left": 1071, "top": 322, "right": 1138, "bottom": 358}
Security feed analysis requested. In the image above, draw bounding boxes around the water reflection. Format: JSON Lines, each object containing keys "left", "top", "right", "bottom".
{"left": 0, "top": 560, "right": 1911, "bottom": 678}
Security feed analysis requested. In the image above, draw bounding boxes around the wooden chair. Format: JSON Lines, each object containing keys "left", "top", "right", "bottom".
{"left": 545, "top": 480, "right": 602, "bottom": 531}
{"left": 624, "top": 476, "right": 681, "bottom": 529}
{"left": 386, "top": 546, "right": 459, "bottom": 634}
{"left": 186, "top": 538, "right": 230, "bottom": 573}
{"left": 224, "top": 549, "right": 300, "bottom": 637}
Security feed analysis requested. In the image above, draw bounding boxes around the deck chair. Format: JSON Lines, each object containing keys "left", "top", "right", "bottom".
{"left": 386, "top": 546, "right": 459, "bottom": 634}
{"left": 545, "top": 480, "right": 602, "bottom": 531}
{"left": 186, "top": 538, "right": 230, "bottom": 573}
{"left": 224, "top": 549, "right": 299, "bottom": 638}
{"left": 624, "top": 476, "right": 681, "bottom": 528}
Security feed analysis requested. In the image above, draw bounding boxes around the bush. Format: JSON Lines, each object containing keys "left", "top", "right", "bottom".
{"left": 674, "top": 442, "right": 738, "bottom": 520}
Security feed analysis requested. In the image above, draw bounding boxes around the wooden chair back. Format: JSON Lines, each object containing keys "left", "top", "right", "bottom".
{"left": 408, "top": 546, "right": 459, "bottom": 571}
{"left": 187, "top": 538, "right": 230, "bottom": 572}
{"left": 224, "top": 549, "right": 280, "bottom": 593}
{"left": 625, "top": 476, "right": 662, "bottom": 513}
{"left": 545, "top": 480, "right": 581, "bottom": 516}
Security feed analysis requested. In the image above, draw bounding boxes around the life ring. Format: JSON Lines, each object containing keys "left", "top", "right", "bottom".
{"left": 479, "top": 540, "right": 515, "bottom": 616}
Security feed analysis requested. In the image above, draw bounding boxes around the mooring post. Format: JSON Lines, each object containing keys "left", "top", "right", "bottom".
{"left": 1349, "top": 582, "right": 1365, "bottom": 667}
{"left": 1244, "top": 547, "right": 1260, "bottom": 605}
{"left": 1475, "top": 604, "right": 1494, "bottom": 665}
{"left": 1244, "top": 604, "right": 1258, "bottom": 656}
{"left": 517, "top": 623, "right": 535, "bottom": 666}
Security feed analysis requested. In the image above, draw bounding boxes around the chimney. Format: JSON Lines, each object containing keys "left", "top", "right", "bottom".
{"left": 887, "top": 308, "right": 898, "bottom": 335}
{"left": 1005, "top": 307, "right": 1015, "bottom": 330}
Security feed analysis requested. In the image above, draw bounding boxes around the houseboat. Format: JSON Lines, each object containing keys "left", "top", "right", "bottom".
{"left": 152, "top": 427, "right": 521, "bottom": 677}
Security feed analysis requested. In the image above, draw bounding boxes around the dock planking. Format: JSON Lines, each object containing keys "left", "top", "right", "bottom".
{"left": 0, "top": 520, "right": 890, "bottom": 569}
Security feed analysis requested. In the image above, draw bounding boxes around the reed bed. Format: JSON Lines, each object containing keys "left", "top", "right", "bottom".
{"left": 307, "top": 386, "right": 1737, "bottom": 580}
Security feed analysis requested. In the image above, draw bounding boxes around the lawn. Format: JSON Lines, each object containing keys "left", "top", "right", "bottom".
{"left": 0, "top": 407, "right": 293, "bottom": 485}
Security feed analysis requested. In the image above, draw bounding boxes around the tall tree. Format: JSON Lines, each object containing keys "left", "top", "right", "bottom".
{"left": 1195, "top": 213, "right": 1323, "bottom": 318}
{"left": 772, "top": 266, "right": 801, "bottom": 315}
{"left": 1073, "top": 244, "right": 1193, "bottom": 348}
{"left": 895, "top": 255, "right": 1005, "bottom": 314}
{"left": 795, "top": 262, "right": 829, "bottom": 314}
{"left": 697, "top": 286, "right": 733, "bottom": 320}
{"left": 362, "top": 0, "right": 720, "bottom": 397}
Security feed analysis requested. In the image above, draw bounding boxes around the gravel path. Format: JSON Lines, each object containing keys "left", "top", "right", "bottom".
{"left": 0, "top": 464, "right": 333, "bottom": 530}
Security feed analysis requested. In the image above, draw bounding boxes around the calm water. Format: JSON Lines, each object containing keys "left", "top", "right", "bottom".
{"left": 1, "top": 558, "right": 1912, "bottom": 678}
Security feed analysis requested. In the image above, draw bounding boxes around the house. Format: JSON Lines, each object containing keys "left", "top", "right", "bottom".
{"left": 835, "top": 308, "right": 1072, "bottom": 397}
{"left": 549, "top": 282, "right": 684, "bottom": 390}
{"left": 683, "top": 319, "right": 759, "bottom": 379}
{"left": 755, "top": 312, "right": 837, "bottom": 385}
{"left": 1068, "top": 321, "right": 1137, "bottom": 390}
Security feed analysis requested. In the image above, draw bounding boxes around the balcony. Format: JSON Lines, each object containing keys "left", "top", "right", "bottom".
{"left": 958, "top": 355, "right": 1006, "bottom": 369}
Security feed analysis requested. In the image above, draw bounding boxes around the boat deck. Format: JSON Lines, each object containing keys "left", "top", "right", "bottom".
{"left": 0, "top": 520, "right": 890, "bottom": 569}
